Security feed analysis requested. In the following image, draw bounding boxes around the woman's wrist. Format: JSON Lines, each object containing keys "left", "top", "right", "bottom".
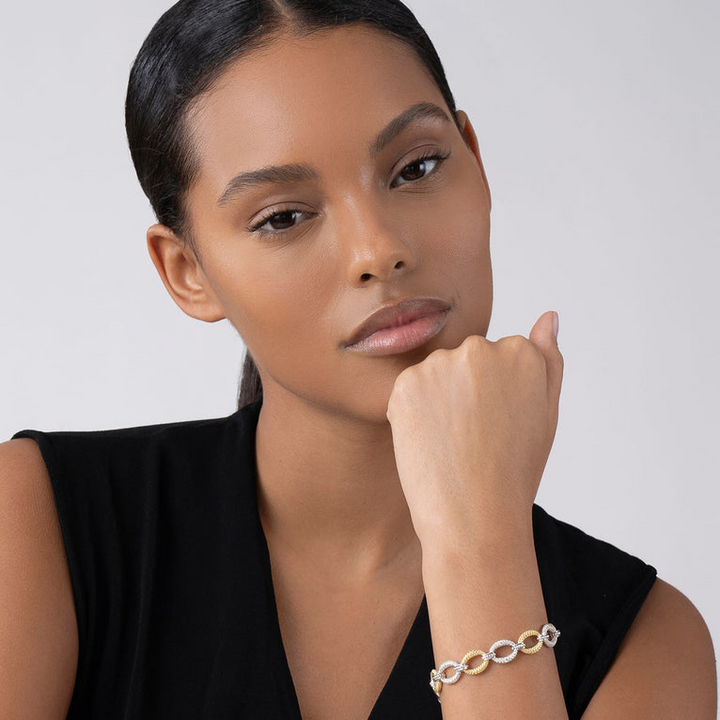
{"left": 416, "top": 505, "right": 536, "bottom": 571}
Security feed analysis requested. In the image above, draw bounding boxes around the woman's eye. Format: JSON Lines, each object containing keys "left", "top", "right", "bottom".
{"left": 251, "top": 209, "right": 306, "bottom": 234}
{"left": 392, "top": 153, "right": 448, "bottom": 188}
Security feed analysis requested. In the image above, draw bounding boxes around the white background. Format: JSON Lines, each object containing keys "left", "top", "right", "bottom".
{"left": 1, "top": 0, "right": 718, "bottom": 686}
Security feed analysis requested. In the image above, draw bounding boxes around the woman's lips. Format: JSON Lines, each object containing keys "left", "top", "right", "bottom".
{"left": 343, "top": 298, "right": 451, "bottom": 356}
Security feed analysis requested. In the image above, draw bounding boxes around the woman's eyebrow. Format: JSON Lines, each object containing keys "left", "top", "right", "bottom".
{"left": 370, "top": 102, "right": 451, "bottom": 157}
{"left": 217, "top": 163, "right": 319, "bottom": 207}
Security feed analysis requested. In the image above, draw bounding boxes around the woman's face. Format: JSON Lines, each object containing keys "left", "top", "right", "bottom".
{"left": 177, "top": 26, "right": 492, "bottom": 423}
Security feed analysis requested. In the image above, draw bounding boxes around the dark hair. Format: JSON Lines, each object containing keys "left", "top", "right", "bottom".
{"left": 126, "top": 0, "right": 459, "bottom": 408}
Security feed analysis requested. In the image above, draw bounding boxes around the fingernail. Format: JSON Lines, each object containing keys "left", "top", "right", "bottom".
{"left": 552, "top": 311, "right": 559, "bottom": 339}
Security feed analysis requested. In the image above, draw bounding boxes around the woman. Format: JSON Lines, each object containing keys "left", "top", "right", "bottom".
{"left": 0, "top": 0, "right": 715, "bottom": 717}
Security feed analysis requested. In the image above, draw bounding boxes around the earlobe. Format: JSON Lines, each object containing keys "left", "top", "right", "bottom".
{"left": 146, "top": 224, "right": 226, "bottom": 323}
{"left": 455, "top": 110, "right": 492, "bottom": 211}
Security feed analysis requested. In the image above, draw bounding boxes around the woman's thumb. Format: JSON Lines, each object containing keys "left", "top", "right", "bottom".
{"left": 529, "top": 311, "right": 563, "bottom": 398}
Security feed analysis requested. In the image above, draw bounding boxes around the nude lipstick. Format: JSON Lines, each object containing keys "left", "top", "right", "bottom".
{"left": 342, "top": 297, "right": 451, "bottom": 356}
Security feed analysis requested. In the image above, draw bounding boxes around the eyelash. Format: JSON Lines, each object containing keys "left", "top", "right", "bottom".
{"left": 390, "top": 149, "right": 451, "bottom": 189}
{"left": 248, "top": 208, "right": 313, "bottom": 236}
{"left": 248, "top": 149, "right": 451, "bottom": 235}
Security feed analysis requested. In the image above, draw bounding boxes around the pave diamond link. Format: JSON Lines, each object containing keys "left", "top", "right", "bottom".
{"left": 432, "top": 660, "right": 464, "bottom": 685}
{"left": 518, "top": 629, "right": 544, "bottom": 654}
{"left": 488, "top": 638, "right": 520, "bottom": 664}
{"left": 541, "top": 623, "right": 561, "bottom": 648}
{"left": 460, "top": 649, "right": 491, "bottom": 676}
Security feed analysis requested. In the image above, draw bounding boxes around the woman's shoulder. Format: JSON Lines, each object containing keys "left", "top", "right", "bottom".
{"left": 0, "top": 439, "right": 78, "bottom": 717}
{"left": 11, "top": 403, "right": 259, "bottom": 490}
{"left": 585, "top": 577, "right": 716, "bottom": 717}
{"left": 0, "top": 403, "right": 263, "bottom": 716}
{"left": 532, "top": 505, "right": 716, "bottom": 717}
{"left": 6, "top": 404, "right": 262, "bottom": 586}
{"left": 12, "top": 404, "right": 253, "bottom": 453}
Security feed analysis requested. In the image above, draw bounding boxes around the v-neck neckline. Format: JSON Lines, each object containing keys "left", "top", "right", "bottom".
{"left": 256, "top": 524, "right": 431, "bottom": 718}
{"left": 245, "top": 406, "right": 437, "bottom": 718}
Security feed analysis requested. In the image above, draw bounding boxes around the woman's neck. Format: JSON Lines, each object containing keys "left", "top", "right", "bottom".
{"left": 254, "top": 389, "right": 419, "bottom": 578}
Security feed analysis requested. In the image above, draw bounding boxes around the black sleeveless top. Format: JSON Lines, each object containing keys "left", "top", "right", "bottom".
{"left": 14, "top": 403, "right": 656, "bottom": 719}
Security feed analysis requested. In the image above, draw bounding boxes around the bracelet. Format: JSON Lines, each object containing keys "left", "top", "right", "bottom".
{"left": 429, "top": 623, "right": 561, "bottom": 702}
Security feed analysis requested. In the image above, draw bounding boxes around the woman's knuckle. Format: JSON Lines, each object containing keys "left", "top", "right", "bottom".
{"left": 499, "top": 334, "right": 526, "bottom": 352}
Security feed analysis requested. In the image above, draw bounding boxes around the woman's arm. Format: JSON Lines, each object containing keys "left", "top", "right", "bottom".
{"left": 388, "top": 311, "right": 568, "bottom": 717}
{"left": 387, "top": 311, "right": 717, "bottom": 717}
{"left": 0, "top": 439, "right": 78, "bottom": 719}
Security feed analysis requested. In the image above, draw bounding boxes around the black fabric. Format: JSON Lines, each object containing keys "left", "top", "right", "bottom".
{"left": 14, "top": 402, "right": 656, "bottom": 719}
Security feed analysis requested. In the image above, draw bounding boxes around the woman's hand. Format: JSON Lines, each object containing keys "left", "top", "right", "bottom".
{"left": 386, "top": 310, "right": 563, "bottom": 547}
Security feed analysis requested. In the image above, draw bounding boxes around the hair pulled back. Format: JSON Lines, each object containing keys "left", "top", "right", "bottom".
{"left": 126, "top": 0, "right": 459, "bottom": 407}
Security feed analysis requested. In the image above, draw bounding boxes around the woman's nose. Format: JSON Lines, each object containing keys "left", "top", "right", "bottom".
{"left": 340, "top": 204, "right": 416, "bottom": 287}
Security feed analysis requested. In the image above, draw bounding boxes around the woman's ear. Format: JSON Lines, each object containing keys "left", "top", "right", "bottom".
{"left": 455, "top": 110, "right": 492, "bottom": 211}
{"left": 147, "top": 224, "right": 226, "bottom": 323}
